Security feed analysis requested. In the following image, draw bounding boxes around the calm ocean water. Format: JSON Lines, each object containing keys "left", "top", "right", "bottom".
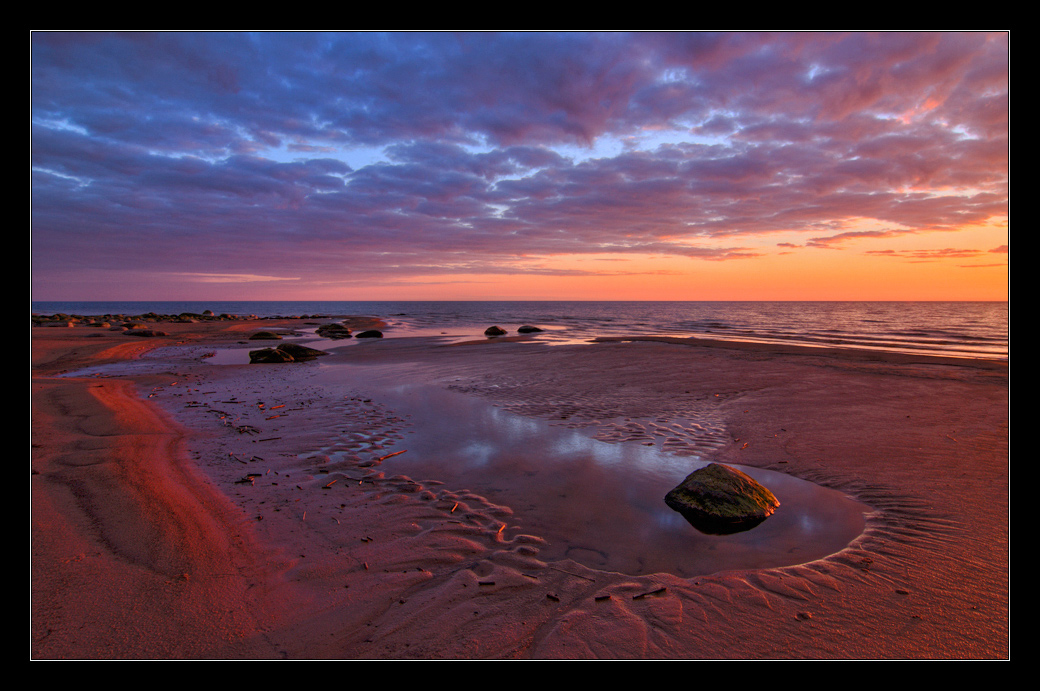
{"left": 31, "top": 300, "right": 1008, "bottom": 361}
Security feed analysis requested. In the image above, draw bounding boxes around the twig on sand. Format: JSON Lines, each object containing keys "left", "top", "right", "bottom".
{"left": 633, "top": 587, "right": 667, "bottom": 600}
{"left": 376, "top": 450, "right": 407, "bottom": 461}
{"left": 547, "top": 565, "right": 596, "bottom": 582}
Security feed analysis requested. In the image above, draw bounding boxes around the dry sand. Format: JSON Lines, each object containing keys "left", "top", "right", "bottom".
{"left": 31, "top": 318, "right": 1009, "bottom": 659}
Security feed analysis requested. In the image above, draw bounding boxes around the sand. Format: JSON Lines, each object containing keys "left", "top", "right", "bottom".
{"left": 31, "top": 318, "right": 1009, "bottom": 659}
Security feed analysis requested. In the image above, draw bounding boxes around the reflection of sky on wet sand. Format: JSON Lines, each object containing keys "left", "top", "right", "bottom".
{"left": 318, "top": 362, "right": 869, "bottom": 578}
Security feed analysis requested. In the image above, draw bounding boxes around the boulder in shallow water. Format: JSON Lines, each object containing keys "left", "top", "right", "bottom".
{"left": 316, "top": 323, "right": 353, "bottom": 339}
{"left": 355, "top": 330, "right": 383, "bottom": 338}
{"left": 249, "top": 343, "right": 329, "bottom": 363}
{"left": 484, "top": 326, "right": 507, "bottom": 336}
{"left": 517, "top": 325, "right": 543, "bottom": 333}
{"left": 664, "top": 463, "right": 780, "bottom": 534}
{"left": 274, "top": 343, "right": 328, "bottom": 360}
{"left": 249, "top": 347, "right": 295, "bottom": 363}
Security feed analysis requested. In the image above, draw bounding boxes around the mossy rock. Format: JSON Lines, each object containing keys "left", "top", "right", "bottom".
{"left": 664, "top": 463, "right": 780, "bottom": 534}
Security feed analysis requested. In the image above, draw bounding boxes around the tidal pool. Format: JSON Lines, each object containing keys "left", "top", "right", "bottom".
{"left": 311, "top": 360, "right": 870, "bottom": 578}
{"left": 88, "top": 337, "right": 870, "bottom": 579}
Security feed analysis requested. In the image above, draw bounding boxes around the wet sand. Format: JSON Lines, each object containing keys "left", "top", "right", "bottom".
{"left": 31, "top": 318, "right": 1009, "bottom": 659}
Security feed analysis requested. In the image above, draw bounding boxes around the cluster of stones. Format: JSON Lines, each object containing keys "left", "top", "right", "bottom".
{"left": 32, "top": 310, "right": 346, "bottom": 338}
{"left": 32, "top": 310, "right": 252, "bottom": 326}
{"left": 31, "top": 310, "right": 341, "bottom": 328}
{"left": 484, "top": 325, "right": 544, "bottom": 336}
{"left": 32, "top": 310, "right": 263, "bottom": 338}
{"left": 247, "top": 321, "right": 383, "bottom": 364}
{"left": 314, "top": 322, "right": 384, "bottom": 339}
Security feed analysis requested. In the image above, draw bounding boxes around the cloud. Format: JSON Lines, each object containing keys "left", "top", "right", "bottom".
{"left": 806, "top": 229, "right": 915, "bottom": 249}
{"left": 172, "top": 272, "right": 302, "bottom": 283}
{"left": 865, "top": 247, "right": 999, "bottom": 262}
{"left": 31, "top": 31, "right": 1008, "bottom": 294}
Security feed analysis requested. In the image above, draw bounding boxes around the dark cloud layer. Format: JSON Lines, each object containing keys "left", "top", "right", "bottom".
{"left": 31, "top": 31, "right": 1008, "bottom": 296}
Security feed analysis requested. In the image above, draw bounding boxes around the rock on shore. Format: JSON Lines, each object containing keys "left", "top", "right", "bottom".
{"left": 664, "top": 463, "right": 780, "bottom": 534}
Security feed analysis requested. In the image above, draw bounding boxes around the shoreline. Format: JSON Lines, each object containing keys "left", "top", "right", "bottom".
{"left": 590, "top": 335, "right": 1009, "bottom": 370}
{"left": 31, "top": 318, "right": 1009, "bottom": 659}
{"left": 31, "top": 302, "right": 1008, "bottom": 364}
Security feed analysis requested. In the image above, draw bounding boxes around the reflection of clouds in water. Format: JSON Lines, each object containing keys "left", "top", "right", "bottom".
{"left": 459, "top": 440, "right": 495, "bottom": 467}
{"left": 550, "top": 430, "right": 608, "bottom": 461}
{"left": 487, "top": 406, "right": 541, "bottom": 440}
{"left": 311, "top": 362, "right": 868, "bottom": 577}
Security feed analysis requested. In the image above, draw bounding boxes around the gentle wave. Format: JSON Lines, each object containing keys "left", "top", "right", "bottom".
{"left": 32, "top": 300, "right": 1008, "bottom": 361}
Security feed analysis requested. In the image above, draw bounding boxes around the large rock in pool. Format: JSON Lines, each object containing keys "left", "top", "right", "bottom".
{"left": 484, "top": 326, "right": 507, "bottom": 336}
{"left": 664, "top": 463, "right": 780, "bottom": 534}
{"left": 249, "top": 347, "right": 294, "bottom": 363}
{"left": 355, "top": 330, "right": 383, "bottom": 338}
{"left": 517, "top": 325, "right": 543, "bottom": 333}
{"left": 275, "top": 343, "right": 328, "bottom": 360}
{"left": 249, "top": 343, "right": 328, "bottom": 363}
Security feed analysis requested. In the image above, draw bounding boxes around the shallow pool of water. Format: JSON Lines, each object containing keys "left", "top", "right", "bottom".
{"left": 312, "top": 362, "right": 870, "bottom": 578}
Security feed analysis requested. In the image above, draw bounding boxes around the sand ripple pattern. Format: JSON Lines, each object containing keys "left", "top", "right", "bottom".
{"left": 122, "top": 338, "right": 1006, "bottom": 658}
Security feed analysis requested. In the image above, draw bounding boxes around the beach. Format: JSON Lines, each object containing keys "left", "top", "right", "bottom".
{"left": 31, "top": 316, "right": 1009, "bottom": 659}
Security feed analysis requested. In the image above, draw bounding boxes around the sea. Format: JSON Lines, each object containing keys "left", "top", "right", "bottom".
{"left": 31, "top": 300, "right": 1009, "bottom": 362}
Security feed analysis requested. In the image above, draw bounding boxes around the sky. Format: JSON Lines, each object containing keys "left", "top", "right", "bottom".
{"left": 31, "top": 31, "right": 1008, "bottom": 302}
